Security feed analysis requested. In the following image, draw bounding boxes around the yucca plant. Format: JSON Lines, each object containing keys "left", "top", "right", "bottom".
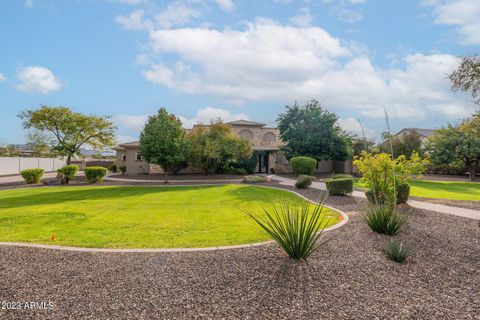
{"left": 242, "top": 193, "right": 333, "bottom": 260}
{"left": 363, "top": 204, "right": 407, "bottom": 235}
{"left": 385, "top": 238, "right": 409, "bottom": 263}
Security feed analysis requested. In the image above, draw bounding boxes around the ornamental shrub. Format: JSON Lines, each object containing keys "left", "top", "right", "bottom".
{"left": 385, "top": 239, "right": 409, "bottom": 263}
{"left": 354, "top": 151, "right": 428, "bottom": 205}
{"left": 119, "top": 165, "right": 126, "bottom": 175}
{"left": 363, "top": 204, "right": 407, "bottom": 235}
{"left": 20, "top": 168, "right": 44, "bottom": 184}
{"left": 324, "top": 178, "right": 353, "bottom": 196}
{"left": 332, "top": 173, "right": 352, "bottom": 179}
{"left": 84, "top": 166, "right": 108, "bottom": 183}
{"left": 295, "top": 174, "right": 314, "bottom": 189}
{"left": 57, "top": 164, "right": 79, "bottom": 181}
{"left": 109, "top": 164, "right": 117, "bottom": 172}
{"left": 290, "top": 156, "right": 317, "bottom": 176}
{"left": 242, "top": 175, "right": 270, "bottom": 184}
{"left": 366, "top": 182, "right": 411, "bottom": 205}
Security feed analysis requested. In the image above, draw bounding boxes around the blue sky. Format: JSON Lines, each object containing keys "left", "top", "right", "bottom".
{"left": 1, "top": 0, "right": 479, "bottom": 144}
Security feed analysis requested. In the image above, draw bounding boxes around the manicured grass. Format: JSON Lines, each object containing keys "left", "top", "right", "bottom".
{"left": 0, "top": 185, "right": 340, "bottom": 248}
{"left": 354, "top": 179, "right": 480, "bottom": 201}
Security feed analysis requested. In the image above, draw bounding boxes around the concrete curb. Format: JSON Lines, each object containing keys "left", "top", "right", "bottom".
{"left": 0, "top": 184, "right": 349, "bottom": 253}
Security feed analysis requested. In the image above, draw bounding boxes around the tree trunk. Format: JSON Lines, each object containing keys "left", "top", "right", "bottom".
{"left": 164, "top": 171, "right": 168, "bottom": 184}
{"left": 469, "top": 163, "right": 476, "bottom": 181}
{"left": 66, "top": 155, "right": 71, "bottom": 165}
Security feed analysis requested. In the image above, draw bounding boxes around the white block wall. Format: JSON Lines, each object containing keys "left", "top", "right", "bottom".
{"left": 0, "top": 157, "right": 67, "bottom": 176}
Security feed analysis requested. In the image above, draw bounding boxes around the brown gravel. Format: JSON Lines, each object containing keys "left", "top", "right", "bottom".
{"left": 0, "top": 183, "right": 479, "bottom": 319}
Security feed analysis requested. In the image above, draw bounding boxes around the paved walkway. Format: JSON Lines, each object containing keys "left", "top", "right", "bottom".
{"left": 268, "top": 175, "right": 480, "bottom": 221}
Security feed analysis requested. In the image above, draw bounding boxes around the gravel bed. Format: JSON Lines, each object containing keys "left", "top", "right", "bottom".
{"left": 1, "top": 184, "right": 479, "bottom": 319}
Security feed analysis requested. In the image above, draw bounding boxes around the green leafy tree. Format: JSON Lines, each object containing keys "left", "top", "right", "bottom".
{"left": 380, "top": 130, "right": 423, "bottom": 159}
{"left": 277, "top": 100, "right": 352, "bottom": 161}
{"left": 18, "top": 106, "right": 115, "bottom": 164}
{"left": 449, "top": 54, "right": 480, "bottom": 106}
{"left": 351, "top": 136, "right": 376, "bottom": 156}
{"left": 187, "top": 119, "right": 253, "bottom": 173}
{"left": 139, "top": 108, "right": 190, "bottom": 183}
{"left": 426, "top": 116, "right": 480, "bottom": 181}
{"left": 25, "top": 130, "right": 54, "bottom": 157}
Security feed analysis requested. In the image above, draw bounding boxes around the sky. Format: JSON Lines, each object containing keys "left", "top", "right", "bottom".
{"left": 1, "top": 0, "right": 479, "bottom": 145}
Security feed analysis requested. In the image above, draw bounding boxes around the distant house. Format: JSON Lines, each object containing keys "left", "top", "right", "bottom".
{"left": 379, "top": 128, "right": 435, "bottom": 149}
{"left": 113, "top": 119, "right": 352, "bottom": 175}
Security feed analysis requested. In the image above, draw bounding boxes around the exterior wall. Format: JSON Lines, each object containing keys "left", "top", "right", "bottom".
{"left": 125, "top": 148, "right": 149, "bottom": 174}
{"left": 0, "top": 157, "right": 66, "bottom": 176}
{"left": 316, "top": 160, "right": 333, "bottom": 173}
{"left": 229, "top": 126, "right": 282, "bottom": 150}
{"left": 115, "top": 151, "right": 126, "bottom": 170}
{"left": 333, "top": 159, "right": 353, "bottom": 174}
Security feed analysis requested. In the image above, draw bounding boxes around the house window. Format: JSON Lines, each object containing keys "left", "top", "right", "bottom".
{"left": 135, "top": 153, "right": 143, "bottom": 161}
{"left": 239, "top": 129, "right": 254, "bottom": 140}
{"left": 263, "top": 132, "right": 276, "bottom": 143}
{"left": 121, "top": 153, "right": 126, "bottom": 161}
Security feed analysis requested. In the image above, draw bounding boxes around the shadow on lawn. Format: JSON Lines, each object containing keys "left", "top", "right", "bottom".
{"left": 0, "top": 185, "right": 222, "bottom": 210}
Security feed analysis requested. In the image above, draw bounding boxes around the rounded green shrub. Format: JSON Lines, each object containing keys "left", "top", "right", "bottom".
{"left": 366, "top": 182, "right": 410, "bottom": 205}
{"left": 57, "top": 164, "right": 79, "bottom": 180}
{"left": 109, "top": 164, "right": 117, "bottom": 173}
{"left": 324, "top": 178, "right": 353, "bottom": 196}
{"left": 290, "top": 156, "right": 317, "bottom": 176}
{"left": 119, "top": 165, "right": 127, "bottom": 175}
{"left": 332, "top": 173, "right": 353, "bottom": 179}
{"left": 295, "top": 174, "right": 314, "bottom": 189}
{"left": 242, "top": 175, "right": 270, "bottom": 183}
{"left": 20, "top": 168, "right": 44, "bottom": 184}
{"left": 84, "top": 166, "right": 108, "bottom": 183}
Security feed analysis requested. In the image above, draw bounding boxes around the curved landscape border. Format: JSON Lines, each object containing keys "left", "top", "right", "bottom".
{"left": 0, "top": 184, "right": 349, "bottom": 253}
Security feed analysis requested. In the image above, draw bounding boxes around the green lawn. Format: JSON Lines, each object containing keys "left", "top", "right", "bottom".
{"left": 354, "top": 179, "right": 480, "bottom": 201}
{"left": 0, "top": 185, "right": 340, "bottom": 248}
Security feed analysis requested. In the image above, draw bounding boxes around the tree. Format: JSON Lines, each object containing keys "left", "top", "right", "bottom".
{"left": 277, "top": 100, "right": 352, "bottom": 161}
{"left": 187, "top": 119, "right": 253, "bottom": 173}
{"left": 426, "top": 116, "right": 480, "bottom": 181}
{"left": 449, "top": 54, "right": 480, "bottom": 106}
{"left": 350, "top": 136, "right": 376, "bottom": 157}
{"left": 25, "top": 130, "right": 53, "bottom": 157}
{"left": 18, "top": 106, "right": 115, "bottom": 164}
{"left": 380, "top": 130, "right": 423, "bottom": 159}
{"left": 139, "top": 108, "right": 190, "bottom": 183}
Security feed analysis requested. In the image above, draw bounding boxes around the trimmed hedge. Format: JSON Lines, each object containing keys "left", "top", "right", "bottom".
{"left": 295, "top": 174, "right": 314, "bottom": 189}
{"left": 366, "top": 182, "right": 411, "bottom": 205}
{"left": 242, "top": 175, "right": 270, "bottom": 184}
{"left": 290, "top": 156, "right": 317, "bottom": 176}
{"left": 324, "top": 178, "right": 353, "bottom": 196}
{"left": 57, "top": 164, "right": 79, "bottom": 180}
{"left": 119, "top": 165, "right": 127, "bottom": 175}
{"left": 20, "top": 168, "right": 44, "bottom": 184}
{"left": 109, "top": 164, "right": 117, "bottom": 173}
{"left": 84, "top": 166, "right": 108, "bottom": 183}
{"left": 332, "top": 174, "right": 353, "bottom": 179}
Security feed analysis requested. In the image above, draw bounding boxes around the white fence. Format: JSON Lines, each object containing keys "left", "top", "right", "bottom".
{"left": 0, "top": 157, "right": 67, "bottom": 176}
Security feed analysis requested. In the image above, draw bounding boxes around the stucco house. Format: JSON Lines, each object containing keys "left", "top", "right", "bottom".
{"left": 113, "top": 119, "right": 351, "bottom": 175}
{"left": 379, "top": 128, "right": 435, "bottom": 150}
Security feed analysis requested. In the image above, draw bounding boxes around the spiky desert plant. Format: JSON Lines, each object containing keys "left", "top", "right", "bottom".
{"left": 364, "top": 204, "right": 407, "bottom": 235}
{"left": 385, "top": 238, "right": 409, "bottom": 263}
{"left": 242, "top": 192, "right": 333, "bottom": 260}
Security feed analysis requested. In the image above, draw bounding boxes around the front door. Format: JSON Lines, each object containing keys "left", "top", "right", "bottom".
{"left": 257, "top": 152, "right": 269, "bottom": 173}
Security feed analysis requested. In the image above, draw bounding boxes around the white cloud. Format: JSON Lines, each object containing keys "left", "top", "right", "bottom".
{"left": 289, "top": 7, "right": 314, "bottom": 27}
{"left": 179, "top": 107, "right": 249, "bottom": 128}
{"left": 273, "top": 0, "right": 291, "bottom": 4}
{"left": 116, "top": 134, "right": 139, "bottom": 143}
{"left": 115, "top": 9, "right": 147, "bottom": 30}
{"left": 337, "top": 117, "right": 376, "bottom": 139}
{"left": 0, "top": 73, "right": 6, "bottom": 82}
{"left": 216, "top": 0, "right": 235, "bottom": 13}
{"left": 427, "top": 103, "right": 472, "bottom": 119}
{"left": 423, "top": 0, "right": 480, "bottom": 44}
{"left": 16, "top": 66, "right": 62, "bottom": 94}
{"left": 321, "top": 0, "right": 366, "bottom": 23}
{"left": 114, "top": 108, "right": 249, "bottom": 137}
{"left": 116, "top": 3, "right": 201, "bottom": 30}
{"left": 114, "top": 114, "right": 149, "bottom": 131}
